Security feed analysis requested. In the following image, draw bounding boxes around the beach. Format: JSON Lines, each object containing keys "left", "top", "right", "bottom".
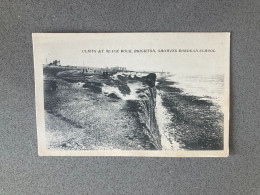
{"left": 156, "top": 76, "right": 224, "bottom": 150}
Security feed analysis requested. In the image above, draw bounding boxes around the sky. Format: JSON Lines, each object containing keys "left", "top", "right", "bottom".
{"left": 33, "top": 33, "right": 230, "bottom": 74}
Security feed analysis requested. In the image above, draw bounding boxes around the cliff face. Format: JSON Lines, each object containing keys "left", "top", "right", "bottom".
{"left": 122, "top": 73, "right": 162, "bottom": 149}
{"left": 138, "top": 86, "right": 162, "bottom": 149}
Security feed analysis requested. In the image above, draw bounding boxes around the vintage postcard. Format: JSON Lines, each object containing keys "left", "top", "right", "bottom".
{"left": 33, "top": 33, "right": 230, "bottom": 157}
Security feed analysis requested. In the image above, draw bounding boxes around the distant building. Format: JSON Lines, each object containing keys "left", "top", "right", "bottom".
{"left": 82, "top": 67, "right": 103, "bottom": 73}
{"left": 111, "top": 66, "right": 127, "bottom": 71}
{"left": 79, "top": 66, "right": 127, "bottom": 74}
{"left": 48, "top": 60, "right": 61, "bottom": 66}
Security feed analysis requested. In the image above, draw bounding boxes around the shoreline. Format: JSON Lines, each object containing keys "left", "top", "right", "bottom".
{"left": 156, "top": 77, "right": 224, "bottom": 150}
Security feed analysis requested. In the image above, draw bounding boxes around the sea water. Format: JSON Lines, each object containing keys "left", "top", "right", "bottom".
{"left": 169, "top": 73, "right": 224, "bottom": 106}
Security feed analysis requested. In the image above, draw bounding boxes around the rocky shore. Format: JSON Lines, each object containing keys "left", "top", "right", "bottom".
{"left": 156, "top": 77, "right": 224, "bottom": 150}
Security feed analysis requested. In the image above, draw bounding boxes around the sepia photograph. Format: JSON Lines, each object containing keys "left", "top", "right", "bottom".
{"left": 33, "top": 33, "right": 230, "bottom": 157}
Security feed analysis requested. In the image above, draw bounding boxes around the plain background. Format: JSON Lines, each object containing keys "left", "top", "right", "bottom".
{"left": 0, "top": 0, "right": 259, "bottom": 194}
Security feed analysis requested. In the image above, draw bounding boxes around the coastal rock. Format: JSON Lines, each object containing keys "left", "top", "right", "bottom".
{"left": 141, "top": 73, "right": 157, "bottom": 87}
